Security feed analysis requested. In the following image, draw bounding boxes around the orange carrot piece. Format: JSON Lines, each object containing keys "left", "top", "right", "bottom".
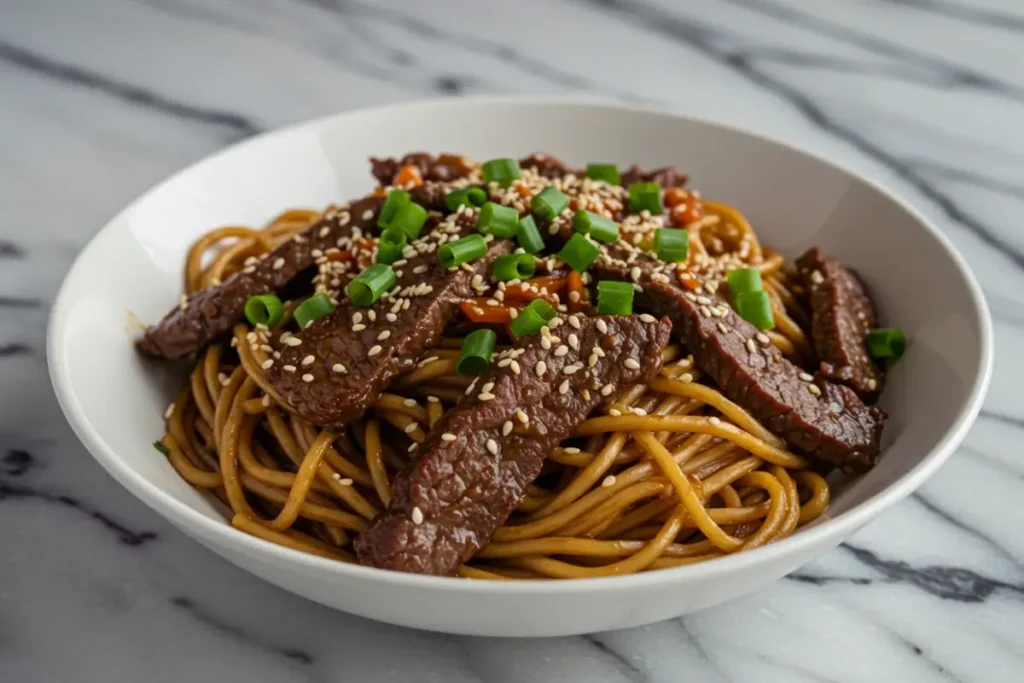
{"left": 566, "top": 270, "right": 586, "bottom": 312}
{"left": 394, "top": 164, "right": 424, "bottom": 188}
{"left": 459, "top": 300, "right": 513, "bottom": 324}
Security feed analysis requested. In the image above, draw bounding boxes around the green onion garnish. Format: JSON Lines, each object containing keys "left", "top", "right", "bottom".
{"left": 457, "top": 328, "right": 497, "bottom": 375}
{"left": 376, "top": 228, "right": 407, "bottom": 265}
{"left": 628, "top": 182, "right": 663, "bottom": 215}
{"left": 654, "top": 228, "right": 689, "bottom": 263}
{"left": 439, "top": 234, "right": 487, "bottom": 270}
{"left": 493, "top": 253, "right": 537, "bottom": 282}
{"left": 516, "top": 215, "right": 545, "bottom": 254}
{"left": 572, "top": 210, "right": 619, "bottom": 243}
{"left": 509, "top": 299, "right": 556, "bottom": 339}
{"left": 531, "top": 186, "right": 569, "bottom": 221}
{"left": 153, "top": 441, "right": 170, "bottom": 455}
{"left": 445, "top": 187, "right": 488, "bottom": 212}
{"left": 596, "top": 280, "right": 635, "bottom": 316}
{"left": 244, "top": 294, "right": 285, "bottom": 327}
{"left": 477, "top": 202, "right": 519, "bottom": 239}
{"left": 865, "top": 328, "right": 906, "bottom": 359}
{"left": 558, "top": 233, "right": 600, "bottom": 272}
{"left": 377, "top": 189, "right": 411, "bottom": 229}
{"left": 388, "top": 201, "right": 428, "bottom": 240}
{"left": 727, "top": 268, "right": 763, "bottom": 296}
{"left": 294, "top": 293, "right": 335, "bottom": 329}
{"left": 481, "top": 158, "right": 522, "bottom": 187}
{"left": 586, "top": 163, "right": 620, "bottom": 185}
{"left": 346, "top": 264, "right": 396, "bottom": 307}
{"left": 735, "top": 290, "right": 775, "bottom": 330}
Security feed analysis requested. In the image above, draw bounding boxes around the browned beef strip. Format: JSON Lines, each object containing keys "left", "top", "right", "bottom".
{"left": 355, "top": 314, "right": 672, "bottom": 575}
{"left": 591, "top": 246, "right": 885, "bottom": 472}
{"left": 137, "top": 196, "right": 383, "bottom": 360}
{"left": 370, "top": 153, "right": 474, "bottom": 186}
{"left": 518, "top": 153, "right": 688, "bottom": 189}
{"left": 265, "top": 214, "right": 513, "bottom": 429}
{"left": 796, "top": 248, "right": 883, "bottom": 400}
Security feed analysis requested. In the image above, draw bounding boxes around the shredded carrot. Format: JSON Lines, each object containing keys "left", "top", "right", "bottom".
{"left": 677, "top": 269, "right": 702, "bottom": 291}
{"left": 372, "top": 187, "right": 388, "bottom": 197}
{"left": 664, "top": 187, "right": 688, "bottom": 208}
{"left": 324, "top": 249, "right": 353, "bottom": 263}
{"left": 515, "top": 184, "right": 533, "bottom": 199}
{"left": 566, "top": 270, "right": 586, "bottom": 313}
{"left": 502, "top": 276, "right": 566, "bottom": 304}
{"left": 394, "top": 164, "right": 424, "bottom": 188}
{"left": 460, "top": 300, "right": 513, "bottom": 324}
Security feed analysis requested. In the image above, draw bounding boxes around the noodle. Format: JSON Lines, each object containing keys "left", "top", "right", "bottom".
{"left": 153, "top": 192, "right": 834, "bottom": 579}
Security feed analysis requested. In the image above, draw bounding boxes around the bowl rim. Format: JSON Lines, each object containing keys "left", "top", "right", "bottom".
{"left": 47, "top": 95, "right": 993, "bottom": 594}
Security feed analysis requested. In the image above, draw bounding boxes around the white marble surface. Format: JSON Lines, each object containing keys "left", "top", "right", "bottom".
{"left": 2, "top": 0, "right": 1023, "bottom": 680}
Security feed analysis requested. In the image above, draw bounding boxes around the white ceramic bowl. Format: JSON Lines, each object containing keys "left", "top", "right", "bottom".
{"left": 48, "top": 97, "right": 991, "bottom": 637}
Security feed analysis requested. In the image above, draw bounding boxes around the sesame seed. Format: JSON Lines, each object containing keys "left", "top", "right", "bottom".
{"left": 283, "top": 364, "right": 296, "bottom": 372}
{"left": 301, "top": 355, "right": 315, "bottom": 366}
{"left": 601, "top": 383, "right": 615, "bottom": 396}
{"left": 412, "top": 507, "right": 424, "bottom": 525}
{"left": 541, "top": 337, "right": 552, "bottom": 350}
{"left": 332, "top": 363, "right": 347, "bottom": 374}
{"left": 164, "top": 403, "right": 175, "bottom": 419}
{"left": 367, "top": 310, "right": 377, "bottom": 321}
{"left": 503, "top": 421, "right": 513, "bottom": 436}
{"left": 427, "top": 396, "right": 439, "bottom": 403}
{"left": 709, "top": 416, "right": 722, "bottom": 426}
{"left": 377, "top": 330, "right": 391, "bottom": 341}
{"left": 639, "top": 314, "right": 656, "bottom": 323}
{"left": 563, "top": 364, "right": 581, "bottom": 375}
{"left": 746, "top": 339, "right": 757, "bottom": 353}
{"left": 404, "top": 422, "right": 418, "bottom": 434}
{"left": 696, "top": 296, "right": 712, "bottom": 305}
{"left": 568, "top": 334, "right": 580, "bottom": 351}
{"left": 799, "top": 372, "right": 814, "bottom": 382}
{"left": 809, "top": 384, "right": 822, "bottom": 396}
{"left": 569, "top": 315, "right": 581, "bottom": 329}
{"left": 478, "top": 393, "right": 495, "bottom": 401}
{"left": 262, "top": 395, "right": 271, "bottom": 407}
{"left": 756, "top": 332, "right": 771, "bottom": 345}
{"left": 811, "top": 270, "right": 824, "bottom": 285}
{"left": 535, "top": 360, "right": 547, "bottom": 376}
{"left": 700, "top": 306, "right": 712, "bottom": 317}
{"left": 368, "top": 345, "right": 382, "bottom": 357}
{"left": 516, "top": 409, "right": 529, "bottom": 424}
{"left": 609, "top": 408, "right": 622, "bottom": 417}
{"left": 386, "top": 313, "right": 397, "bottom": 322}
{"left": 218, "top": 372, "right": 229, "bottom": 386}
{"left": 717, "top": 322, "right": 730, "bottom": 334}
{"left": 362, "top": 209, "right": 374, "bottom": 221}
{"left": 633, "top": 408, "right": 648, "bottom": 416}
{"left": 596, "top": 320, "right": 608, "bottom": 334}
{"left": 510, "top": 360, "right": 521, "bottom": 375}
{"left": 352, "top": 312, "right": 363, "bottom": 323}
{"left": 302, "top": 373, "right": 314, "bottom": 382}
{"left": 441, "top": 433, "right": 457, "bottom": 442}
{"left": 630, "top": 266, "right": 642, "bottom": 282}
{"left": 569, "top": 290, "right": 580, "bottom": 303}
{"left": 408, "top": 442, "right": 419, "bottom": 452}
{"left": 680, "top": 372, "right": 693, "bottom": 383}
{"left": 486, "top": 439, "right": 499, "bottom": 455}
{"left": 284, "top": 337, "right": 302, "bottom": 346}
{"left": 404, "top": 398, "right": 417, "bottom": 407}
{"left": 554, "top": 346, "right": 569, "bottom": 357}
{"left": 602, "top": 475, "right": 617, "bottom": 487}
{"left": 684, "top": 292, "right": 698, "bottom": 302}
{"left": 624, "top": 358, "right": 640, "bottom": 370}
{"left": 559, "top": 380, "right": 570, "bottom": 394}
{"left": 319, "top": 226, "right": 331, "bottom": 238}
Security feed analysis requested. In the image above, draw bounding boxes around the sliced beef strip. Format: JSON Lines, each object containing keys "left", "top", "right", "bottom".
{"left": 355, "top": 314, "right": 672, "bottom": 575}
{"left": 370, "top": 153, "right": 475, "bottom": 186}
{"left": 796, "top": 248, "right": 883, "bottom": 400}
{"left": 591, "top": 246, "right": 885, "bottom": 473}
{"left": 265, "top": 213, "right": 513, "bottom": 429}
{"left": 137, "top": 196, "right": 383, "bottom": 360}
{"left": 517, "top": 153, "right": 689, "bottom": 189}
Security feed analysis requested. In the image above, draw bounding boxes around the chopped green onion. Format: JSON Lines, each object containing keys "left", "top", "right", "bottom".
{"left": 439, "top": 234, "right": 487, "bottom": 270}
{"left": 388, "top": 201, "right": 428, "bottom": 239}
{"left": 481, "top": 158, "right": 522, "bottom": 187}
{"left": 294, "top": 293, "right": 335, "bottom": 328}
{"left": 493, "top": 253, "right": 537, "bottom": 282}
{"left": 457, "top": 328, "right": 497, "bottom": 375}
{"left": 572, "top": 210, "right": 619, "bottom": 243}
{"left": 346, "top": 264, "right": 396, "bottom": 307}
{"left": 735, "top": 291, "right": 775, "bottom": 330}
{"left": 654, "top": 228, "right": 689, "bottom": 263}
{"left": 377, "top": 189, "right": 411, "bottom": 229}
{"left": 558, "top": 233, "right": 600, "bottom": 272}
{"left": 477, "top": 202, "right": 519, "bottom": 239}
{"left": 596, "top": 280, "right": 635, "bottom": 316}
{"left": 244, "top": 294, "right": 285, "bottom": 327}
{"left": 516, "top": 215, "right": 545, "bottom": 254}
{"left": 586, "top": 163, "right": 620, "bottom": 185}
{"left": 376, "top": 228, "right": 407, "bottom": 265}
{"left": 509, "top": 299, "right": 556, "bottom": 339}
{"left": 445, "top": 187, "right": 488, "bottom": 212}
{"left": 865, "top": 328, "right": 906, "bottom": 359}
{"left": 531, "top": 186, "right": 569, "bottom": 221}
{"left": 153, "top": 441, "right": 170, "bottom": 455}
{"left": 628, "top": 182, "right": 663, "bottom": 215}
{"left": 727, "top": 268, "right": 763, "bottom": 296}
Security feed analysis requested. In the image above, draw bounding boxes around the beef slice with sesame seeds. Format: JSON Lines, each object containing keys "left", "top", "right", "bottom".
{"left": 619, "top": 165, "right": 689, "bottom": 188}
{"left": 265, "top": 214, "right": 514, "bottom": 430}
{"left": 590, "top": 248, "right": 885, "bottom": 473}
{"left": 797, "top": 247, "right": 883, "bottom": 400}
{"left": 137, "top": 196, "right": 383, "bottom": 360}
{"left": 355, "top": 314, "right": 671, "bottom": 575}
{"left": 370, "top": 153, "right": 475, "bottom": 186}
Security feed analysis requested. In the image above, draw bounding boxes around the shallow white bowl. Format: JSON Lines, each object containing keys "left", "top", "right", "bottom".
{"left": 48, "top": 97, "right": 991, "bottom": 637}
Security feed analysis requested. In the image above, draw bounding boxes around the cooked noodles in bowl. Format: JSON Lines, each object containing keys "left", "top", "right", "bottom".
{"left": 141, "top": 153, "right": 902, "bottom": 579}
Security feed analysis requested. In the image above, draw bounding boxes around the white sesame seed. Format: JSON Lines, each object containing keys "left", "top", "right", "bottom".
{"left": 441, "top": 433, "right": 457, "bottom": 442}
{"left": 609, "top": 408, "right": 622, "bottom": 417}
{"left": 756, "top": 332, "right": 771, "bottom": 345}
{"left": 377, "top": 330, "right": 391, "bottom": 341}
{"left": 408, "top": 442, "right": 419, "bottom": 452}
{"left": 284, "top": 337, "right": 302, "bottom": 347}
{"left": 362, "top": 209, "right": 374, "bottom": 221}
{"left": 541, "top": 337, "right": 552, "bottom": 350}
{"left": 633, "top": 408, "right": 648, "bottom": 416}
{"left": 602, "top": 475, "right": 617, "bottom": 487}
{"left": 510, "top": 360, "right": 521, "bottom": 375}
{"left": 272, "top": 257, "right": 286, "bottom": 270}
{"left": 799, "top": 372, "right": 814, "bottom": 382}
{"left": 260, "top": 358, "right": 274, "bottom": 370}
{"left": 553, "top": 346, "right": 569, "bottom": 358}
{"left": 680, "top": 372, "right": 693, "bottom": 383}
{"left": 332, "top": 363, "right": 347, "bottom": 374}
{"left": 809, "top": 384, "right": 822, "bottom": 396}
{"left": 709, "top": 416, "right": 722, "bottom": 426}
{"left": 404, "top": 398, "right": 417, "bottom": 407}
{"left": 717, "top": 322, "right": 729, "bottom": 334}
{"left": 639, "top": 313, "right": 656, "bottom": 323}
{"left": 535, "top": 360, "right": 547, "bottom": 376}
{"left": 283, "top": 364, "right": 296, "bottom": 373}
{"left": 301, "top": 355, "right": 315, "bottom": 366}
{"left": 368, "top": 345, "right": 382, "bottom": 357}
{"left": 503, "top": 421, "right": 513, "bottom": 436}
{"left": 302, "top": 373, "right": 314, "bottom": 382}
{"left": 478, "top": 393, "right": 495, "bottom": 401}
{"left": 569, "top": 315, "right": 581, "bottom": 329}
{"left": 601, "top": 383, "right": 615, "bottom": 397}
{"left": 596, "top": 319, "right": 608, "bottom": 334}
{"left": 412, "top": 507, "right": 424, "bottom": 525}
{"left": 811, "top": 270, "right": 824, "bottom": 285}
{"left": 624, "top": 358, "right": 640, "bottom": 370}
{"left": 746, "top": 339, "right": 757, "bottom": 353}
{"left": 696, "top": 296, "right": 712, "bottom": 305}
{"left": 164, "top": 403, "right": 175, "bottom": 419}
{"left": 261, "top": 395, "right": 271, "bottom": 407}
{"left": 559, "top": 380, "right": 570, "bottom": 394}
{"left": 404, "top": 422, "right": 418, "bottom": 434}
{"left": 427, "top": 395, "right": 439, "bottom": 403}
{"left": 486, "top": 439, "right": 499, "bottom": 455}
{"left": 386, "top": 313, "right": 398, "bottom": 322}
{"left": 516, "top": 409, "right": 529, "bottom": 424}
{"left": 563, "top": 364, "right": 581, "bottom": 375}
{"left": 868, "top": 378, "right": 878, "bottom": 390}
{"left": 367, "top": 310, "right": 377, "bottom": 321}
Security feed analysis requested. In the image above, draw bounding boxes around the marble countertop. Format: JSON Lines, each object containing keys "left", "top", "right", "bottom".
{"left": 2, "top": 0, "right": 1023, "bottom": 681}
